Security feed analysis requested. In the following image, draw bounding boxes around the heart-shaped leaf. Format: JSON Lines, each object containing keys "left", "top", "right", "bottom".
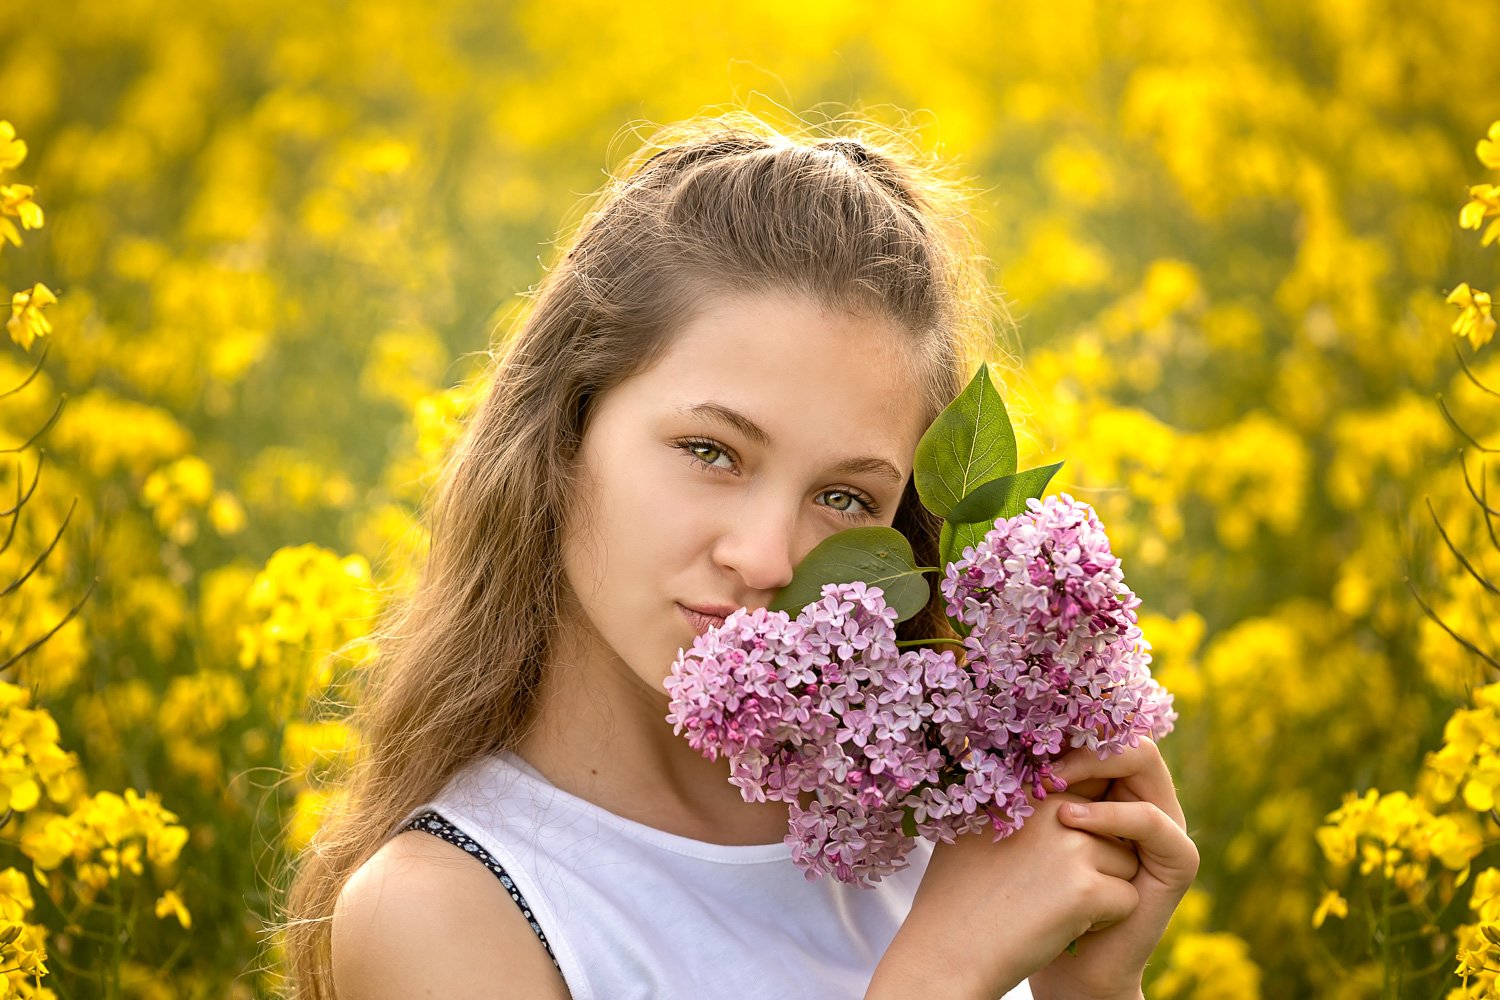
{"left": 914, "top": 365, "right": 1018, "bottom": 519}
{"left": 946, "top": 462, "right": 1064, "bottom": 524}
{"left": 769, "top": 526, "right": 930, "bottom": 623}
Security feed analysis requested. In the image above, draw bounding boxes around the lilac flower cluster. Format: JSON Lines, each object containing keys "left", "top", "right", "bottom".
{"left": 664, "top": 493, "right": 1175, "bottom": 888}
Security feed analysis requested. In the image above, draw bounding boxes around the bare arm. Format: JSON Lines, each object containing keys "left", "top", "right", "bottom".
{"left": 333, "top": 830, "right": 572, "bottom": 1000}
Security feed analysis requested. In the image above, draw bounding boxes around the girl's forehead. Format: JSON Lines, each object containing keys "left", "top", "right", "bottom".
{"left": 619, "top": 289, "right": 932, "bottom": 454}
{"left": 661, "top": 289, "right": 920, "bottom": 385}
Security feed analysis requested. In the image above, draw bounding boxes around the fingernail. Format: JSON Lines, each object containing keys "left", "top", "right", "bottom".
{"left": 1063, "top": 802, "right": 1088, "bottom": 820}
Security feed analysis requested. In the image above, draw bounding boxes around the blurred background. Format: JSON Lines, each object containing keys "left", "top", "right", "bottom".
{"left": 1, "top": 0, "right": 1498, "bottom": 996}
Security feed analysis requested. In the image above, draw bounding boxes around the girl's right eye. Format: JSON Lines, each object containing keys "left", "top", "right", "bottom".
{"left": 676, "top": 438, "right": 737, "bottom": 473}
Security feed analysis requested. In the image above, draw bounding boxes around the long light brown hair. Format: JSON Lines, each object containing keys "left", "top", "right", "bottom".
{"left": 276, "top": 108, "right": 1007, "bottom": 997}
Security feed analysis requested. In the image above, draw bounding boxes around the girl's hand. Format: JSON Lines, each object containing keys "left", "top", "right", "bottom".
{"left": 1028, "top": 739, "right": 1199, "bottom": 1000}
{"left": 867, "top": 790, "right": 1143, "bottom": 1000}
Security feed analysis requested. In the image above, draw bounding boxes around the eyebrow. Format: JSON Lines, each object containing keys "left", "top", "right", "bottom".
{"left": 679, "top": 402, "right": 907, "bottom": 487}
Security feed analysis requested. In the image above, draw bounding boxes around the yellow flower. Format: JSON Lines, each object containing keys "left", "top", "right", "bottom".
{"left": 6, "top": 282, "right": 55, "bottom": 351}
{"left": 236, "top": 544, "right": 379, "bottom": 719}
{"left": 0, "top": 869, "right": 33, "bottom": 926}
{"left": 0, "top": 183, "right": 41, "bottom": 249}
{"left": 0, "top": 122, "right": 26, "bottom": 172}
{"left": 1460, "top": 183, "right": 1500, "bottom": 247}
{"left": 208, "top": 492, "right": 246, "bottom": 536}
{"left": 1312, "top": 888, "right": 1349, "bottom": 928}
{"left": 1447, "top": 282, "right": 1496, "bottom": 350}
{"left": 0, "top": 185, "right": 42, "bottom": 230}
{"left": 0, "top": 917, "right": 48, "bottom": 983}
{"left": 1473, "top": 868, "right": 1500, "bottom": 924}
{"left": 154, "top": 889, "right": 191, "bottom": 929}
{"left": 1150, "top": 931, "right": 1262, "bottom": 1000}
{"left": 1480, "top": 120, "right": 1500, "bottom": 171}
{"left": 142, "top": 455, "right": 222, "bottom": 546}
{"left": 0, "top": 183, "right": 41, "bottom": 254}
{"left": 21, "top": 815, "right": 75, "bottom": 871}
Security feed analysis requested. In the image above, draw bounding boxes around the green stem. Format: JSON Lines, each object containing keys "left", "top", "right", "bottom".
{"left": 895, "top": 637, "right": 966, "bottom": 649}
{"left": 1379, "top": 874, "right": 1395, "bottom": 1000}
{"left": 107, "top": 878, "right": 122, "bottom": 1000}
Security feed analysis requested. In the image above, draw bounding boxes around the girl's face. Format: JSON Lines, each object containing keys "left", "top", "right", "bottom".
{"left": 560, "top": 288, "right": 933, "bottom": 696}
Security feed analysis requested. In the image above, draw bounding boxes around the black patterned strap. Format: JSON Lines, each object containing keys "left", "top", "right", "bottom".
{"left": 401, "top": 809, "right": 562, "bottom": 973}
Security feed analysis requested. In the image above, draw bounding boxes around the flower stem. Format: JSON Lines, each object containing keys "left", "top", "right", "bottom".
{"left": 895, "top": 637, "right": 965, "bottom": 649}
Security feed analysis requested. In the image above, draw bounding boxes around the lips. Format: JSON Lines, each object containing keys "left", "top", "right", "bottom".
{"left": 677, "top": 602, "right": 736, "bottom": 636}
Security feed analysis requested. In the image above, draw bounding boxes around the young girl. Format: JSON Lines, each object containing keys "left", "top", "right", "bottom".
{"left": 282, "top": 112, "right": 1198, "bottom": 1000}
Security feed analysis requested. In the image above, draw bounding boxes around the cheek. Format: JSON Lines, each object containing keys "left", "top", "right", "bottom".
{"left": 561, "top": 440, "right": 705, "bottom": 615}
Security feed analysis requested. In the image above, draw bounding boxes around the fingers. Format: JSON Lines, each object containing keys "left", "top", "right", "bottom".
{"left": 1056, "top": 775, "right": 1113, "bottom": 801}
{"left": 1083, "top": 873, "right": 1139, "bottom": 934}
{"left": 1035, "top": 794, "right": 1139, "bottom": 882}
{"left": 1055, "top": 800, "right": 1200, "bottom": 891}
{"left": 1048, "top": 739, "right": 1185, "bottom": 830}
{"left": 1083, "top": 829, "right": 1139, "bottom": 882}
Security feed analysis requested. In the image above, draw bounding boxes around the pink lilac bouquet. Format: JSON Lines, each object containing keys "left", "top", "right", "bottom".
{"left": 664, "top": 492, "right": 1175, "bottom": 888}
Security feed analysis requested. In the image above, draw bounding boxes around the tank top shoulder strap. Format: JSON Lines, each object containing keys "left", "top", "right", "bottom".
{"left": 400, "top": 808, "right": 562, "bottom": 974}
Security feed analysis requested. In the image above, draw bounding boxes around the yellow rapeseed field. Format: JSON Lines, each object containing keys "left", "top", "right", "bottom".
{"left": 2, "top": 0, "right": 1499, "bottom": 996}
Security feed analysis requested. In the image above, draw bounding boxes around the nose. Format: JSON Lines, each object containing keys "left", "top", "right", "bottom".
{"left": 712, "top": 491, "right": 798, "bottom": 601}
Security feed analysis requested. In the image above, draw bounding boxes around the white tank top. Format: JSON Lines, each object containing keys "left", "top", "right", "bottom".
{"left": 397, "top": 750, "right": 1033, "bottom": 1000}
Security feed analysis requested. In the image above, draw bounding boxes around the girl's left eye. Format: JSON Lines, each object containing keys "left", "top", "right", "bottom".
{"left": 817, "top": 488, "right": 879, "bottom": 518}
{"left": 677, "top": 439, "right": 736, "bottom": 471}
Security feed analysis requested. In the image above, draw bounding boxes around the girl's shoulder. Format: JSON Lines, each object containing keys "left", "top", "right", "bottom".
{"left": 331, "top": 829, "right": 571, "bottom": 999}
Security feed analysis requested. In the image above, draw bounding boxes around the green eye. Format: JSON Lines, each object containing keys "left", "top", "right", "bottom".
{"left": 817, "top": 488, "right": 876, "bottom": 517}
{"left": 823, "top": 490, "right": 856, "bottom": 511}
{"left": 691, "top": 443, "right": 725, "bottom": 464}
{"left": 678, "top": 439, "right": 735, "bottom": 471}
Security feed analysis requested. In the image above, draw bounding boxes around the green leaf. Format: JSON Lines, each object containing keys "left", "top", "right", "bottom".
{"left": 901, "top": 806, "right": 918, "bottom": 838}
{"left": 769, "top": 526, "right": 930, "bottom": 623}
{"left": 938, "top": 519, "right": 992, "bottom": 580}
{"left": 946, "top": 462, "right": 1065, "bottom": 524}
{"left": 914, "top": 365, "right": 1018, "bottom": 519}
